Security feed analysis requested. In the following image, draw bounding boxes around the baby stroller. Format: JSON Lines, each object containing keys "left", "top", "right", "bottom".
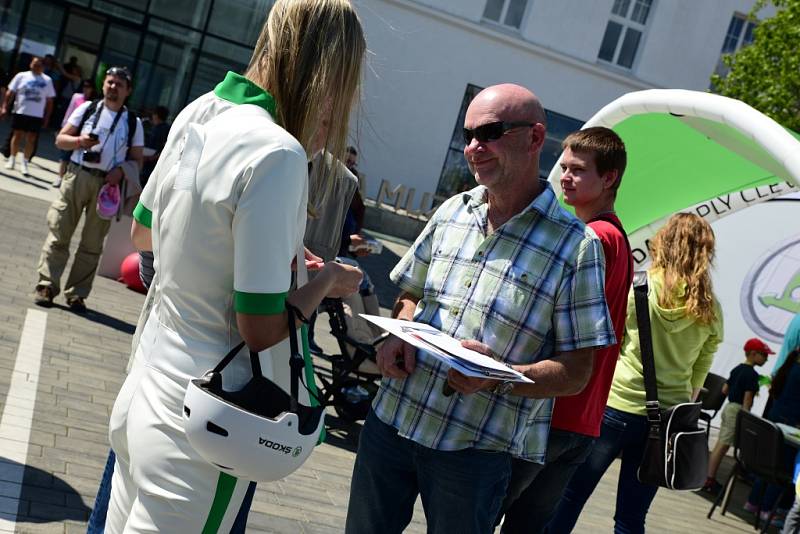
{"left": 313, "top": 294, "right": 387, "bottom": 422}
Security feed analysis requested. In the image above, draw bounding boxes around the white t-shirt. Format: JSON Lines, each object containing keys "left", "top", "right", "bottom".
{"left": 8, "top": 71, "right": 56, "bottom": 118}
{"left": 67, "top": 101, "right": 144, "bottom": 172}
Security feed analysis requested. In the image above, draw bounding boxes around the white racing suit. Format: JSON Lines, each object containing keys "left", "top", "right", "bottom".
{"left": 107, "top": 88, "right": 314, "bottom": 532}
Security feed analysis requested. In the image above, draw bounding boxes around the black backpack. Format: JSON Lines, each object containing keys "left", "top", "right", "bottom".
{"left": 78, "top": 100, "right": 138, "bottom": 151}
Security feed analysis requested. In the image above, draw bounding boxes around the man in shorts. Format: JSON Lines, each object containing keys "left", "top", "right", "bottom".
{"left": 0, "top": 56, "right": 56, "bottom": 175}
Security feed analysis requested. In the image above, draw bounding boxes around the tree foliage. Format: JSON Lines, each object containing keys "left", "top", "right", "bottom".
{"left": 711, "top": 0, "right": 800, "bottom": 131}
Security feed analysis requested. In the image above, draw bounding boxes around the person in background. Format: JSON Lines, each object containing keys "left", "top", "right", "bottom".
{"left": 499, "top": 127, "right": 633, "bottom": 533}
{"left": 0, "top": 56, "right": 55, "bottom": 175}
{"left": 745, "top": 347, "right": 800, "bottom": 527}
{"left": 703, "top": 338, "right": 772, "bottom": 494}
{"left": 34, "top": 66, "right": 143, "bottom": 313}
{"left": 140, "top": 105, "right": 170, "bottom": 187}
{"left": 773, "top": 313, "right": 800, "bottom": 374}
{"left": 306, "top": 146, "right": 366, "bottom": 356}
{"left": 550, "top": 212, "right": 723, "bottom": 534}
{"left": 54, "top": 79, "right": 96, "bottom": 188}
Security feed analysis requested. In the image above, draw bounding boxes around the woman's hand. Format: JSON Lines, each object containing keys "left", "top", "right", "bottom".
{"left": 291, "top": 247, "right": 324, "bottom": 271}
{"left": 320, "top": 260, "right": 362, "bottom": 298}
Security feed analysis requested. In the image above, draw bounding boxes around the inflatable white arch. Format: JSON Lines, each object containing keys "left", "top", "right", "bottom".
{"left": 548, "top": 89, "right": 800, "bottom": 201}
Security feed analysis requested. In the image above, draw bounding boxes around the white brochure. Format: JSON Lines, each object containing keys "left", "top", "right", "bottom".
{"left": 360, "top": 314, "right": 533, "bottom": 383}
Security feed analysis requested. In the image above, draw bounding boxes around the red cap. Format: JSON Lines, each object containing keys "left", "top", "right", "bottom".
{"left": 744, "top": 338, "right": 775, "bottom": 355}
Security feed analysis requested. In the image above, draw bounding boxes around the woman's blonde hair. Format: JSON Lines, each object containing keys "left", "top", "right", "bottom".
{"left": 650, "top": 213, "right": 717, "bottom": 325}
{"left": 245, "top": 0, "right": 366, "bottom": 163}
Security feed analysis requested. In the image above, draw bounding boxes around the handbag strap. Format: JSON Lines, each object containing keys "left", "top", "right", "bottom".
{"left": 632, "top": 272, "right": 662, "bottom": 437}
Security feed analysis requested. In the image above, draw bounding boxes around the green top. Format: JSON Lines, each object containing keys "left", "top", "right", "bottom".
{"left": 607, "top": 270, "right": 724, "bottom": 415}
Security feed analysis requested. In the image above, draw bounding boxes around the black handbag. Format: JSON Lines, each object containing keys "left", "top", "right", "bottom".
{"left": 633, "top": 273, "right": 709, "bottom": 490}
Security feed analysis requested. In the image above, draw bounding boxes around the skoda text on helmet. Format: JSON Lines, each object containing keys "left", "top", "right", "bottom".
{"left": 183, "top": 307, "right": 324, "bottom": 482}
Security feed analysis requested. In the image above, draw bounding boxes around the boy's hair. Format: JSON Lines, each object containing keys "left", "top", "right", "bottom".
{"left": 562, "top": 126, "right": 627, "bottom": 193}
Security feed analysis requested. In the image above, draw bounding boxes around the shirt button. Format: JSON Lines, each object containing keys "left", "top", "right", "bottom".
{"left": 451, "top": 308, "right": 459, "bottom": 316}
{"left": 477, "top": 250, "right": 484, "bottom": 257}
{"left": 465, "top": 280, "right": 471, "bottom": 288}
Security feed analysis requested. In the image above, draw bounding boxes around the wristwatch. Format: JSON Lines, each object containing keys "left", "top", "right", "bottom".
{"left": 492, "top": 380, "right": 514, "bottom": 396}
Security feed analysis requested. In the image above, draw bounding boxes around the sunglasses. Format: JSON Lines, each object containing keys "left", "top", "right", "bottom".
{"left": 463, "top": 121, "right": 535, "bottom": 144}
{"left": 106, "top": 67, "right": 132, "bottom": 84}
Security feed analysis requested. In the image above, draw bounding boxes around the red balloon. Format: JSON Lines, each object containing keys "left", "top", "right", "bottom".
{"left": 119, "top": 252, "right": 146, "bottom": 294}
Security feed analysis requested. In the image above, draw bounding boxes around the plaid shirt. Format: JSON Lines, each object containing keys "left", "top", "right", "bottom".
{"left": 374, "top": 181, "right": 615, "bottom": 461}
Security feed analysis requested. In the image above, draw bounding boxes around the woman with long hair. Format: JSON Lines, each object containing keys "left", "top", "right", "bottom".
{"left": 549, "top": 213, "right": 723, "bottom": 534}
{"left": 106, "top": 1, "right": 367, "bottom": 532}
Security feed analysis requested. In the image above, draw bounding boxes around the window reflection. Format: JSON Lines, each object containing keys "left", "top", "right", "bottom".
{"left": 188, "top": 36, "right": 250, "bottom": 102}
{"left": 149, "top": 0, "right": 211, "bottom": 30}
{"left": 207, "top": 0, "right": 273, "bottom": 47}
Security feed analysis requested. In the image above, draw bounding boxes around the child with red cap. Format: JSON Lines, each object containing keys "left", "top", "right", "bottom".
{"left": 703, "top": 337, "right": 774, "bottom": 493}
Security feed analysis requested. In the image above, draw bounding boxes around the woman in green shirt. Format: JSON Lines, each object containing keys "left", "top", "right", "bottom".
{"left": 550, "top": 213, "right": 723, "bottom": 534}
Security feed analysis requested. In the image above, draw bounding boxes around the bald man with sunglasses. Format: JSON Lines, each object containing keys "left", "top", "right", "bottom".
{"left": 345, "top": 84, "right": 615, "bottom": 534}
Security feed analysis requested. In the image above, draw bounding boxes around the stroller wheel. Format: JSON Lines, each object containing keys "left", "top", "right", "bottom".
{"left": 333, "top": 378, "right": 378, "bottom": 422}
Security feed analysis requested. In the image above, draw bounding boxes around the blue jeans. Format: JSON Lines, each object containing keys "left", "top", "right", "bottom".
{"left": 345, "top": 411, "right": 512, "bottom": 534}
{"left": 500, "top": 429, "right": 596, "bottom": 534}
{"left": 86, "top": 449, "right": 256, "bottom": 533}
{"left": 549, "top": 407, "right": 659, "bottom": 534}
{"left": 86, "top": 450, "right": 116, "bottom": 533}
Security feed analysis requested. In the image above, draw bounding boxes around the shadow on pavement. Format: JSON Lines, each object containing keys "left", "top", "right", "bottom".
{"left": 0, "top": 457, "right": 91, "bottom": 523}
{"left": 323, "top": 415, "right": 362, "bottom": 454}
{"left": 50, "top": 302, "right": 136, "bottom": 335}
{"left": 0, "top": 170, "right": 49, "bottom": 190}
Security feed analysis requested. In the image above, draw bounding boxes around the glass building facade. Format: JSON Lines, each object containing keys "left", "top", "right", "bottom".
{"left": 0, "top": 0, "right": 275, "bottom": 118}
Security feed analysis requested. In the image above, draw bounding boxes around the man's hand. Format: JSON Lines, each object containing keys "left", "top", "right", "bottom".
{"left": 376, "top": 335, "right": 416, "bottom": 378}
{"left": 446, "top": 369, "right": 497, "bottom": 395}
{"left": 0, "top": 107, "right": 7, "bottom": 119}
{"left": 445, "top": 339, "right": 499, "bottom": 394}
{"left": 349, "top": 234, "right": 371, "bottom": 257}
{"left": 105, "top": 167, "right": 123, "bottom": 186}
{"left": 78, "top": 133, "right": 100, "bottom": 149}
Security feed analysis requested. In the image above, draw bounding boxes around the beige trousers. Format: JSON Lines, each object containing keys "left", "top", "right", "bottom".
{"left": 37, "top": 164, "right": 111, "bottom": 299}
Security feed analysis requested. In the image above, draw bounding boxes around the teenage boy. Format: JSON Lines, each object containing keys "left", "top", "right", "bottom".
{"left": 703, "top": 338, "right": 772, "bottom": 493}
{"left": 500, "top": 127, "right": 633, "bottom": 533}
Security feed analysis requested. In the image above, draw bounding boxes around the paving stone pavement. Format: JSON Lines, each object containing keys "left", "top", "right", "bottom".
{"left": 0, "top": 126, "right": 768, "bottom": 533}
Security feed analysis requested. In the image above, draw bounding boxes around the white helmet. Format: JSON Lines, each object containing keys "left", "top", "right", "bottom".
{"left": 183, "top": 330, "right": 325, "bottom": 482}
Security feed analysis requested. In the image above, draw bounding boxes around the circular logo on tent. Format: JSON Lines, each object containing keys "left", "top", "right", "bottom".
{"left": 740, "top": 234, "right": 800, "bottom": 343}
{"left": 292, "top": 446, "right": 302, "bottom": 458}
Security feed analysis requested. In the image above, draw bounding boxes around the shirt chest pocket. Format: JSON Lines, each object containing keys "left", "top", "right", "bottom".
{"left": 492, "top": 265, "right": 554, "bottom": 319}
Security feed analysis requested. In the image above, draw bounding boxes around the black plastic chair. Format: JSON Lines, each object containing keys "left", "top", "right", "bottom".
{"left": 707, "top": 411, "right": 793, "bottom": 532}
{"left": 699, "top": 372, "right": 727, "bottom": 435}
